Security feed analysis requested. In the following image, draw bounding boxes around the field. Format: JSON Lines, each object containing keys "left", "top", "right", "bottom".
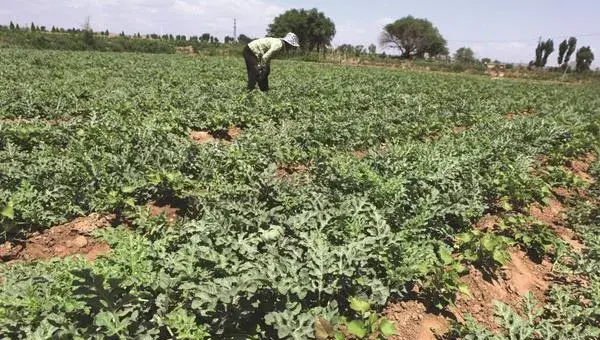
{"left": 0, "top": 48, "right": 599, "bottom": 339}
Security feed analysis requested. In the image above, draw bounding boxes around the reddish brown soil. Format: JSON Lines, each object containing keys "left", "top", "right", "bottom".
{"left": 385, "top": 301, "right": 449, "bottom": 340}
{"left": 566, "top": 153, "right": 597, "bottom": 184}
{"left": 505, "top": 108, "right": 536, "bottom": 120}
{"left": 452, "top": 126, "right": 469, "bottom": 134}
{"left": 553, "top": 187, "right": 575, "bottom": 199}
{"left": 353, "top": 150, "right": 367, "bottom": 160}
{"left": 189, "top": 130, "right": 215, "bottom": 144}
{"left": 451, "top": 250, "right": 552, "bottom": 332}
{"left": 419, "top": 133, "right": 441, "bottom": 142}
{"left": 475, "top": 214, "right": 499, "bottom": 231}
{"left": 189, "top": 126, "right": 242, "bottom": 144}
{"left": 276, "top": 163, "right": 310, "bottom": 180}
{"left": 0, "top": 214, "right": 114, "bottom": 264}
{"left": 530, "top": 199, "right": 586, "bottom": 252}
{"left": 147, "top": 202, "right": 179, "bottom": 224}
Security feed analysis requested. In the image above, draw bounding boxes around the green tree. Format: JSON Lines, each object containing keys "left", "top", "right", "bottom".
{"left": 532, "top": 39, "right": 554, "bottom": 67}
{"left": 9, "top": 21, "right": 15, "bottom": 30}
{"left": 267, "top": 8, "right": 336, "bottom": 51}
{"left": 454, "top": 47, "right": 476, "bottom": 63}
{"left": 565, "top": 37, "right": 577, "bottom": 65}
{"left": 558, "top": 37, "right": 577, "bottom": 70}
{"left": 238, "top": 34, "right": 252, "bottom": 44}
{"left": 82, "top": 17, "right": 94, "bottom": 47}
{"left": 379, "top": 16, "right": 448, "bottom": 59}
{"left": 558, "top": 39, "right": 568, "bottom": 65}
{"left": 575, "top": 46, "right": 594, "bottom": 72}
{"left": 368, "top": 44, "right": 376, "bottom": 54}
{"left": 30, "top": 22, "right": 36, "bottom": 31}
{"left": 481, "top": 57, "right": 492, "bottom": 64}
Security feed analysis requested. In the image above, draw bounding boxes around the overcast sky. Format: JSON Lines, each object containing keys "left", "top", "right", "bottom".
{"left": 2, "top": 0, "right": 599, "bottom": 65}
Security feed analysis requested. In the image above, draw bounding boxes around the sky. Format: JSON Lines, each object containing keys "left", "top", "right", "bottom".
{"left": 2, "top": 0, "right": 599, "bottom": 65}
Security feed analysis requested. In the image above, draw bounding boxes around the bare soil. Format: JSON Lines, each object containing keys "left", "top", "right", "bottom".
{"left": 0, "top": 214, "right": 114, "bottom": 264}
{"left": 452, "top": 125, "right": 469, "bottom": 134}
{"left": 147, "top": 202, "right": 180, "bottom": 224}
{"left": 353, "top": 150, "right": 367, "bottom": 160}
{"left": 566, "top": 153, "right": 597, "bottom": 184}
{"left": 451, "top": 250, "right": 552, "bottom": 331}
{"left": 505, "top": 108, "right": 536, "bottom": 120}
{"left": 530, "top": 199, "right": 586, "bottom": 252}
{"left": 189, "top": 126, "right": 242, "bottom": 144}
{"left": 276, "top": 163, "right": 311, "bottom": 180}
{"left": 385, "top": 301, "right": 449, "bottom": 340}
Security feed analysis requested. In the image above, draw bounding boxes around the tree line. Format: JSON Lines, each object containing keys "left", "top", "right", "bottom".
{"left": 0, "top": 12, "right": 595, "bottom": 72}
{"left": 530, "top": 37, "right": 594, "bottom": 72}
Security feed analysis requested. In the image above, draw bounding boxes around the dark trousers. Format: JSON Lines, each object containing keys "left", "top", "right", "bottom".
{"left": 243, "top": 45, "right": 270, "bottom": 91}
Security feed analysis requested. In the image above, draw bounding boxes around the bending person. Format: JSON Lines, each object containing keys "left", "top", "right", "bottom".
{"left": 243, "top": 32, "right": 299, "bottom": 91}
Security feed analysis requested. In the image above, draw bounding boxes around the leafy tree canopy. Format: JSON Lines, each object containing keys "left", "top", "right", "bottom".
{"left": 379, "top": 16, "right": 448, "bottom": 59}
{"left": 267, "top": 8, "right": 336, "bottom": 51}
{"left": 454, "top": 47, "right": 476, "bottom": 63}
{"left": 576, "top": 46, "right": 594, "bottom": 72}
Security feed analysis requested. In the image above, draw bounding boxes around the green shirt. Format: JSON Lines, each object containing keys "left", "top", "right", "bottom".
{"left": 248, "top": 37, "right": 284, "bottom": 65}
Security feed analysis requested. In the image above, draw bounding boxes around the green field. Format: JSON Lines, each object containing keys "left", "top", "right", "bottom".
{"left": 1, "top": 49, "right": 599, "bottom": 339}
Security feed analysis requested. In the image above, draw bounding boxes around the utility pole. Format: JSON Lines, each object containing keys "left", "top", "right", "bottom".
{"left": 233, "top": 18, "right": 237, "bottom": 42}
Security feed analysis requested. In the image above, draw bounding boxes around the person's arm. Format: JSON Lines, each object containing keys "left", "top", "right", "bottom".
{"left": 261, "top": 39, "right": 284, "bottom": 65}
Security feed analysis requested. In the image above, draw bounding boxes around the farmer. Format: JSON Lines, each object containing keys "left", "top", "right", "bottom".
{"left": 243, "top": 32, "right": 300, "bottom": 91}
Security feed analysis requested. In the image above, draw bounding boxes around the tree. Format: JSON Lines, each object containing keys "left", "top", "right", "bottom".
{"left": 267, "top": 8, "right": 336, "bottom": 51}
{"left": 82, "top": 17, "right": 94, "bottom": 47}
{"left": 238, "top": 34, "right": 252, "bottom": 44}
{"left": 368, "top": 44, "right": 376, "bottom": 55}
{"left": 454, "top": 47, "right": 476, "bottom": 63}
{"left": 558, "top": 37, "right": 577, "bottom": 70}
{"left": 558, "top": 40, "right": 568, "bottom": 65}
{"left": 9, "top": 21, "right": 15, "bottom": 30}
{"left": 379, "top": 16, "right": 448, "bottom": 59}
{"left": 565, "top": 37, "right": 577, "bottom": 66}
{"left": 40, "top": 26, "right": 46, "bottom": 32}
{"left": 201, "top": 33, "right": 211, "bottom": 42}
{"left": 224, "top": 36, "right": 235, "bottom": 43}
{"left": 481, "top": 57, "right": 492, "bottom": 64}
{"left": 532, "top": 39, "right": 554, "bottom": 67}
{"left": 575, "top": 46, "right": 594, "bottom": 72}
{"left": 30, "top": 22, "right": 36, "bottom": 31}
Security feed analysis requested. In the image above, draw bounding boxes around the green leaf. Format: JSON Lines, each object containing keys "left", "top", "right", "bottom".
{"left": 315, "top": 317, "right": 334, "bottom": 340}
{"left": 347, "top": 320, "right": 367, "bottom": 338}
{"left": 334, "top": 331, "right": 345, "bottom": 340}
{"left": 121, "top": 186, "right": 135, "bottom": 194}
{"left": 458, "top": 282, "right": 471, "bottom": 297}
{"left": 439, "top": 247, "right": 454, "bottom": 265}
{"left": 349, "top": 297, "right": 371, "bottom": 315}
{"left": 481, "top": 235, "right": 498, "bottom": 252}
{"left": 379, "top": 318, "right": 398, "bottom": 337}
{"left": 493, "top": 250, "right": 511, "bottom": 265}
{"left": 124, "top": 197, "right": 136, "bottom": 207}
{"left": 1, "top": 201, "right": 14, "bottom": 219}
{"left": 456, "top": 232, "right": 473, "bottom": 244}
